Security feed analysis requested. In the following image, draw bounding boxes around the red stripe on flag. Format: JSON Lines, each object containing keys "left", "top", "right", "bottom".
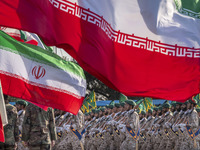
{"left": 0, "top": 114, "right": 4, "bottom": 142}
{"left": 0, "top": 73, "right": 84, "bottom": 115}
{"left": 0, "top": 0, "right": 200, "bottom": 101}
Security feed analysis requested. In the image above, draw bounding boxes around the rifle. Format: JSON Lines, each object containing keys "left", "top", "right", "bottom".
{"left": 58, "top": 113, "right": 70, "bottom": 127}
{"left": 174, "top": 111, "right": 188, "bottom": 126}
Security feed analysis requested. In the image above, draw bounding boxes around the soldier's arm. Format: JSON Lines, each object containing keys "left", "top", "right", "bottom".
{"left": 13, "top": 108, "right": 19, "bottom": 142}
{"left": 189, "top": 112, "right": 199, "bottom": 128}
{"left": 21, "top": 105, "right": 31, "bottom": 142}
{"left": 48, "top": 108, "right": 57, "bottom": 141}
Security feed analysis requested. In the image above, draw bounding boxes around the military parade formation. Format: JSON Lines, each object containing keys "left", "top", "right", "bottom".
{"left": 54, "top": 99, "right": 200, "bottom": 150}
{"left": 1, "top": 94, "right": 200, "bottom": 150}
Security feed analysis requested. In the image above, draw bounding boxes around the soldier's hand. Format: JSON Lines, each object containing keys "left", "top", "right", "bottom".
{"left": 51, "top": 140, "right": 55, "bottom": 147}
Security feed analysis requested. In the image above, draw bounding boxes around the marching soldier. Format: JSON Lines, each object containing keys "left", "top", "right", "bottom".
{"left": 138, "top": 110, "right": 146, "bottom": 150}
{"left": 56, "top": 110, "right": 84, "bottom": 150}
{"left": 157, "top": 103, "right": 172, "bottom": 150}
{"left": 141, "top": 109, "right": 155, "bottom": 150}
{"left": 0, "top": 95, "right": 19, "bottom": 150}
{"left": 99, "top": 104, "right": 115, "bottom": 150}
{"left": 120, "top": 100, "right": 139, "bottom": 150}
{"left": 151, "top": 106, "right": 162, "bottom": 150}
{"left": 173, "top": 101, "right": 188, "bottom": 150}
{"left": 22, "top": 103, "right": 57, "bottom": 150}
{"left": 180, "top": 99, "right": 199, "bottom": 150}
{"left": 54, "top": 111, "right": 71, "bottom": 149}
{"left": 15, "top": 100, "right": 28, "bottom": 150}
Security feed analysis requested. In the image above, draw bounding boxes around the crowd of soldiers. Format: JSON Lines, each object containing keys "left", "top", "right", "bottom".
{"left": 1, "top": 94, "right": 200, "bottom": 150}
{"left": 54, "top": 99, "right": 200, "bottom": 150}
{"left": 0, "top": 95, "right": 57, "bottom": 150}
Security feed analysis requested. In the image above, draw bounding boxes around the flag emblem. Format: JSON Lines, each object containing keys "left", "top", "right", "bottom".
{"left": 32, "top": 65, "right": 46, "bottom": 79}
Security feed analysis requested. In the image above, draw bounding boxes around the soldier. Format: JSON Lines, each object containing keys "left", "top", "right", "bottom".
{"left": 15, "top": 100, "right": 27, "bottom": 131}
{"left": 54, "top": 111, "right": 71, "bottom": 149}
{"left": 180, "top": 99, "right": 199, "bottom": 150}
{"left": 89, "top": 109, "right": 101, "bottom": 150}
{"left": 141, "top": 109, "right": 155, "bottom": 150}
{"left": 22, "top": 103, "right": 57, "bottom": 150}
{"left": 99, "top": 104, "right": 114, "bottom": 150}
{"left": 138, "top": 110, "right": 146, "bottom": 150}
{"left": 0, "top": 95, "right": 19, "bottom": 150}
{"left": 157, "top": 103, "right": 172, "bottom": 150}
{"left": 162, "top": 102, "right": 178, "bottom": 150}
{"left": 120, "top": 100, "right": 139, "bottom": 150}
{"left": 117, "top": 102, "right": 127, "bottom": 148}
{"left": 172, "top": 101, "right": 188, "bottom": 150}
{"left": 15, "top": 100, "right": 28, "bottom": 150}
{"left": 56, "top": 110, "right": 84, "bottom": 150}
{"left": 111, "top": 103, "right": 122, "bottom": 150}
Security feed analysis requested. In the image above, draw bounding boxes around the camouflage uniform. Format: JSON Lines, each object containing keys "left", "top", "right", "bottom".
{"left": 165, "top": 110, "right": 179, "bottom": 150}
{"left": 172, "top": 110, "right": 186, "bottom": 150}
{"left": 158, "top": 111, "right": 173, "bottom": 150}
{"left": 22, "top": 104, "right": 57, "bottom": 150}
{"left": 151, "top": 116, "right": 161, "bottom": 150}
{"left": 17, "top": 109, "right": 29, "bottom": 150}
{"left": 56, "top": 110, "right": 84, "bottom": 150}
{"left": 138, "top": 117, "right": 147, "bottom": 150}
{"left": 180, "top": 108, "right": 199, "bottom": 150}
{"left": 111, "top": 112, "right": 123, "bottom": 150}
{"left": 0, "top": 103, "right": 19, "bottom": 150}
{"left": 141, "top": 116, "right": 155, "bottom": 150}
{"left": 98, "top": 114, "right": 113, "bottom": 150}
{"left": 120, "top": 110, "right": 139, "bottom": 150}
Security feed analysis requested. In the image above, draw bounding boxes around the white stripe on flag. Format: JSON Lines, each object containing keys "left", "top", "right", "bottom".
{"left": 0, "top": 48, "right": 86, "bottom": 97}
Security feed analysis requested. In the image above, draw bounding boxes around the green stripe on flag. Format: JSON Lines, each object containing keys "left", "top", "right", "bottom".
{"left": 0, "top": 31, "right": 85, "bottom": 79}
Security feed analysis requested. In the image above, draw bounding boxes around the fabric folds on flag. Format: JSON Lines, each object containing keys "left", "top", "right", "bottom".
{"left": 0, "top": 31, "right": 86, "bottom": 115}
{"left": 0, "top": 0, "right": 200, "bottom": 101}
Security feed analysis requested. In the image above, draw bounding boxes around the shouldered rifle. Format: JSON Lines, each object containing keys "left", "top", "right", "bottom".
{"left": 58, "top": 113, "right": 70, "bottom": 127}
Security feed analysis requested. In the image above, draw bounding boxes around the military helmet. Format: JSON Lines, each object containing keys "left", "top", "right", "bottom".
{"left": 171, "top": 101, "right": 176, "bottom": 107}
{"left": 115, "top": 103, "right": 120, "bottom": 108}
{"left": 95, "top": 109, "right": 100, "bottom": 114}
{"left": 120, "top": 102, "right": 125, "bottom": 107}
{"left": 148, "top": 109, "right": 153, "bottom": 114}
{"left": 100, "top": 107, "right": 105, "bottom": 112}
{"left": 141, "top": 110, "right": 146, "bottom": 115}
{"left": 16, "top": 100, "right": 28, "bottom": 107}
{"left": 153, "top": 107, "right": 158, "bottom": 111}
{"left": 158, "top": 106, "right": 163, "bottom": 110}
{"left": 91, "top": 109, "right": 96, "bottom": 113}
{"left": 162, "top": 103, "right": 171, "bottom": 108}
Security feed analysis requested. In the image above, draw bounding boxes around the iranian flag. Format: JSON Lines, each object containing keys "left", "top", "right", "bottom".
{"left": 0, "top": 0, "right": 200, "bottom": 101}
{"left": 0, "top": 31, "right": 86, "bottom": 114}
{"left": 0, "top": 80, "right": 7, "bottom": 142}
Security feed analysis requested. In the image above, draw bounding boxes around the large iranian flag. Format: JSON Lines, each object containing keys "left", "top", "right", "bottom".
{"left": 0, "top": 31, "right": 86, "bottom": 114}
{"left": 0, "top": 0, "right": 200, "bottom": 101}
